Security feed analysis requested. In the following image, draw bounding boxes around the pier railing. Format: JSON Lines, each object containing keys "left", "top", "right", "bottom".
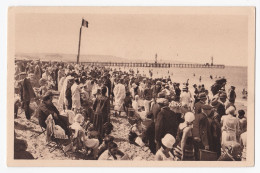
{"left": 81, "top": 62, "right": 225, "bottom": 69}
{"left": 15, "top": 59, "right": 225, "bottom": 69}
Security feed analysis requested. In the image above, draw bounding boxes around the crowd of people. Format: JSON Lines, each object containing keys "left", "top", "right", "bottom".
{"left": 14, "top": 60, "right": 247, "bottom": 161}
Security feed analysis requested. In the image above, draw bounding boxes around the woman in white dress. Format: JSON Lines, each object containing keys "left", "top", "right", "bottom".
{"left": 113, "top": 79, "right": 126, "bottom": 116}
{"left": 71, "top": 78, "right": 81, "bottom": 112}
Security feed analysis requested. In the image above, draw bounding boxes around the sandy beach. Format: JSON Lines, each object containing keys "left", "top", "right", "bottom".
{"left": 14, "top": 95, "right": 247, "bottom": 160}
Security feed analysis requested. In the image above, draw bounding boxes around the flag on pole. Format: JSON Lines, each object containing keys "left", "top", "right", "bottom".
{"left": 82, "top": 19, "right": 88, "bottom": 28}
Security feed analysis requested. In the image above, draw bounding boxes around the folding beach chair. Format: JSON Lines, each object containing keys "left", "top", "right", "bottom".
{"left": 45, "top": 115, "right": 69, "bottom": 156}
{"left": 33, "top": 126, "right": 46, "bottom": 137}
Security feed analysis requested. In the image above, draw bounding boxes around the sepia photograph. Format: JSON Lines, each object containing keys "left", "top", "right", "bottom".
{"left": 7, "top": 6, "right": 255, "bottom": 167}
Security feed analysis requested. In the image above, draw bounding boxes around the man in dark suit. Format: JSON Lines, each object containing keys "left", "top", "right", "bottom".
{"left": 192, "top": 104, "right": 211, "bottom": 160}
{"left": 18, "top": 72, "right": 36, "bottom": 120}
{"left": 194, "top": 93, "right": 207, "bottom": 114}
{"left": 155, "top": 98, "right": 178, "bottom": 151}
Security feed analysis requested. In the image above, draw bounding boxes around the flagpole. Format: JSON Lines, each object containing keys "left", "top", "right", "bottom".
{"left": 77, "top": 26, "right": 82, "bottom": 64}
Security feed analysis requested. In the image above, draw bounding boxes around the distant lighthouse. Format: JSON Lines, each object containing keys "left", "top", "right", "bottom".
{"left": 211, "top": 56, "right": 214, "bottom": 66}
{"left": 155, "top": 53, "right": 158, "bottom": 64}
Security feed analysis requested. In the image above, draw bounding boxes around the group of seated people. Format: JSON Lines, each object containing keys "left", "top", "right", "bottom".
{"left": 36, "top": 90, "right": 129, "bottom": 160}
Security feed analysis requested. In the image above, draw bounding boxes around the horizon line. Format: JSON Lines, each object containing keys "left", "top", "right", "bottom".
{"left": 14, "top": 52, "right": 248, "bottom": 67}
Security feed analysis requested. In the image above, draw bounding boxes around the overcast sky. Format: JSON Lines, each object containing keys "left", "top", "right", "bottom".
{"left": 15, "top": 11, "right": 248, "bottom": 66}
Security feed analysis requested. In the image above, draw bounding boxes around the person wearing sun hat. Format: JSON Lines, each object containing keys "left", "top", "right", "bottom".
{"left": 57, "top": 75, "right": 74, "bottom": 110}
{"left": 174, "top": 83, "right": 181, "bottom": 101}
{"left": 228, "top": 85, "right": 236, "bottom": 104}
{"left": 113, "top": 78, "right": 126, "bottom": 116}
{"left": 175, "top": 112, "right": 195, "bottom": 160}
{"left": 143, "top": 82, "right": 153, "bottom": 114}
{"left": 34, "top": 60, "right": 41, "bottom": 88}
{"left": 180, "top": 85, "right": 193, "bottom": 110}
{"left": 37, "top": 90, "right": 70, "bottom": 136}
{"left": 71, "top": 77, "right": 81, "bottom": 112}
{"left": 155, "top": 133, "right": 176, "bottom": 160}
{"left": 146, "top": 93, "right": 164, "bottom": 123}
{"left": 152, "top": 80, "right": 162, "bottom": 99}
{"left": 194, "top": 92, "right": 207, "bottom": 114}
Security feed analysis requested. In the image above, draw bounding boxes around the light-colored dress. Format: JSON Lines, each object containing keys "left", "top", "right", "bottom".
{"left": 58, "top": 77, "right": 65, "bottom": 92}
{"left": 132, "top": 100, "right": 139, "bottom": 111}
{"left": 71, "top": 83, "right": 81, "bottom": 109}
{"left": 34, "top": 65, "right": 41, "bottom": 87}
{"left": 221, "top": 114, "right": 240, "bottom": 146}
{"left": 58, "top": 76, "right": 70, "bottom": 110}
{"left": 113, "top": 83, "right": 126, "bottom": 111}
{"left": 180, "top": 91, "right": 193, "bottom": 108}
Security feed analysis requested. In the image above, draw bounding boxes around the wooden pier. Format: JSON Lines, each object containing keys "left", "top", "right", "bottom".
{"left": 81, "top": 62, "right": 225, "bottom": 69}
{"left": 15, "top": 59, "right": 225, "bottom": 69}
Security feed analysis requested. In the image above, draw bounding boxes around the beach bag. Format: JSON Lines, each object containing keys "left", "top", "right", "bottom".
{"left": 199, "top": 149, "right": 218, "bottom": 161}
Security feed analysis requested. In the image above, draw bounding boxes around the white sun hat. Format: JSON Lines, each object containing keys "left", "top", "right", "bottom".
{"left": 161, "top": 133, "right": 176, "bottom": 149}
{"left": 184, "top": 112, "right": 195, "bottom": 123}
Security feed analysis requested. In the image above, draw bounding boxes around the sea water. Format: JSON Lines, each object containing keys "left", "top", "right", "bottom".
{"left": 116, "top": 66, "right": 247, "bottom": 103}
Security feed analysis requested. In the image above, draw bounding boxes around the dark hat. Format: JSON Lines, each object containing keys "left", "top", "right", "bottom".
{"left": 156, "top": 98, "right": 169, "bottom": 106}
{"left": 158, "top": 92, "right": 166, "bottom": 98}
{"left": 202, "top": 104, "right": 212, "bottom": 110}
{"left": 238, "top": 110, "right": 245, "bottom": 116}
{"left": 211, "top": 98, "right": 219, "bottom": 107}
{"left": 42, "top": 91, "right": 54, "bottom": 101}
{"left": 156, "top": 81, "right": 161, "bottom": 85}
{"left": 231, "top": 86, "right": 236, "bottom": 89}
{"left": 198, "top": 93, "right": 207, "bottom": 100}
{"left": 182, "top": 86, "right": 188, "bottom": 91}
{"left": 219, "top": 92, "right": 227, "bottom": 99}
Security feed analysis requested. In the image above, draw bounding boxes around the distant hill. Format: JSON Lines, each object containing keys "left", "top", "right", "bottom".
{"left": 15, "top": 52, "right": 204, "bottom": 64}
{"left": 15, "top": 53, "right": 129, "bottom": 62}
